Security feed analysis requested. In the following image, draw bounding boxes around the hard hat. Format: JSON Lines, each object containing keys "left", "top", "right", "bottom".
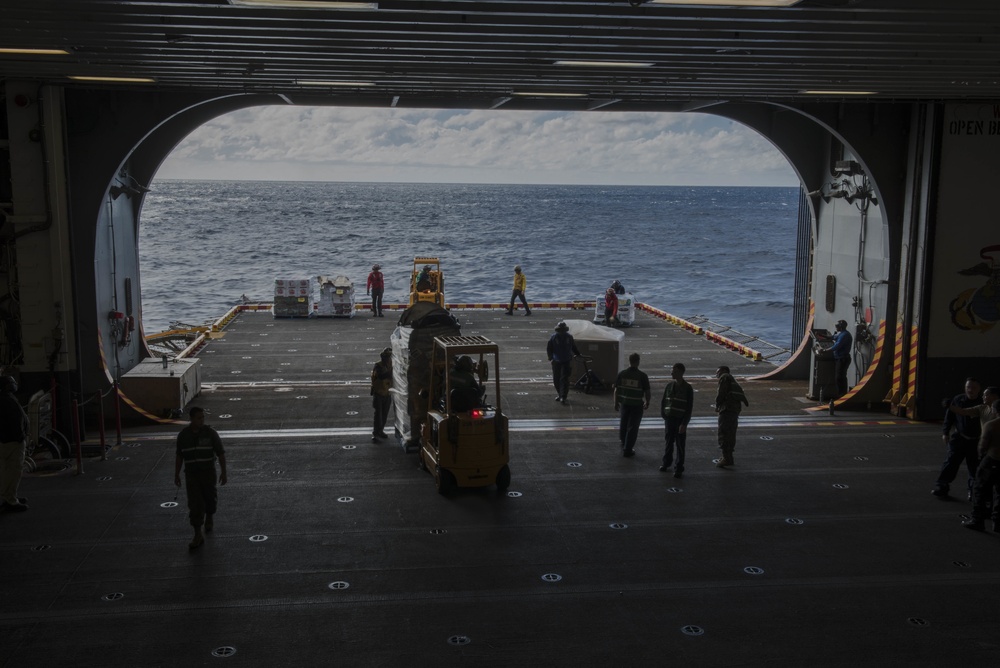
{"left": 456, "top": 355, "right": 474, "bottom": 372}
{"left": 514, "top": 265, "right": 521, "bottom": 272}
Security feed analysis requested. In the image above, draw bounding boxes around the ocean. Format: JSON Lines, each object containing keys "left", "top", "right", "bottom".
{"left": 138, "top": 181, "right": 799, "bottom": 349}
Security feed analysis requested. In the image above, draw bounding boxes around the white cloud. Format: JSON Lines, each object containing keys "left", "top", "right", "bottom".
{"left": 158, "top": 107, "right": 797, "bottom": 186}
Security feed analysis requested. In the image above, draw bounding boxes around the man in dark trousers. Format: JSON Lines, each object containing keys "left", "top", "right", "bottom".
{"left": 0, "top": 375, "right": 29, "bottom": 512}
{"left": 660, "top": 362, "right": 694, "bottom": 478}
{"left": 715, "top": 366, "right": 749, "bottom": 468}
{"left": 963, "top": 401, "right": 1000, "bottom": 532}
{"left": 614, "top": 353, "right": 651, "bottom": 457}
{"left": 830, "top": 319, "right": 853, "bottom": 398}
{"left": 366, "top": 263, "right": 385, "bottom": 317}
{"left": 547, "top": 321, "right": 580, "bottom": 403}
{"left": 174, "top": 407, "right": 227, "bottom": 550}
{"left": 371, "top": 347, "right": 393, "bottom": 441}
{"left": 933, "top": 377, "right": 982, "bottom": 499}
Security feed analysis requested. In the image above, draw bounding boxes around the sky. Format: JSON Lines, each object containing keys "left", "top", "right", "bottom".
{"left": 155, "top": 106, "right": 798, "bottom": 187}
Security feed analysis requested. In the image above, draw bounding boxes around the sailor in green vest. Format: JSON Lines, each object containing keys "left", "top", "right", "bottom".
{"left": 659, "top": 362, "right": 694, "bottom": 478}
{"left": 715, "top": 365, "right": 749, "bottom": 468}
{"left": 614, "top": 352, "right": 651, "bottom": 457}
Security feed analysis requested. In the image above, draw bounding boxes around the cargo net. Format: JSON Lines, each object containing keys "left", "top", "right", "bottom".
{"left": 682, "top": 315, "right": 791, "bottom": 366}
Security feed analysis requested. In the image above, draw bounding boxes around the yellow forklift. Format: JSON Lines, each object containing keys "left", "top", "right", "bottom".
{"left": 418, "top": 335, "right": 511, "bottom": 495}
{"left": 408, "top": 257, "right": 445, "bottom": 308}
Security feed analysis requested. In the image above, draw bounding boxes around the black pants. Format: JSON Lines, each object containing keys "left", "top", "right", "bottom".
{"left": 834, "top": 356, "right": 851, "bottom": 397}
{"left": 185, "top": 467, "right": 218, "bottom": 528}
{"left": 370, "top": 288, "right": 383, "bottom": 315}
{"left": 619, "top": 404, "right": 644, "bottom": 454}
{"left": 935, "top": 434, "right": 978, "bottom": 494}
{"left": 662, "top": 417, "right": 687, "bottom": 472}
{"left": 373, "top": 394, "right": 391, "bottom": 435}
{"left": 551, "top": 360, "right": 572, "bottom": 400}
{"left": 970, "top": 456, "right": 1000, "bottom": 522}
{"left": 509, "top": 289, "right": 529, "bottom": 312}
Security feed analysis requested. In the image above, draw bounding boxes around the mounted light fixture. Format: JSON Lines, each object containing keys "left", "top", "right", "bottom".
{"left": 68, "top": 75, "right": 156, "bottom": 83}
{"left": 645, "top": 0, "right": 802, "bottom": 6}
{"left": 229, "top": 1, "right": 377, "bottom": 8}
{"left": 554, "top": 60, "right": 655, "bottom": 68}
{"left": 0, "top": 48, "right": 70, "bottom": 55}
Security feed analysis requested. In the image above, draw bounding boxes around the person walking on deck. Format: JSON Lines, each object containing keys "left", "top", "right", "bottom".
{"left": 174, "top": 407, "right": 227, "bottom": 550}
{"left": 963, "top": 401, "right": 1000, "bottom": 532}
{"left": 660, "top": 362, "right": 694, "bottom": 478}
{"left": 505, "top": 265, "right": 530, "bottom": 316}
{"left": 0, "top": 375, "right": 29, "bottom": 513}
{"left": 830, "top": 319, "right": 853, "bottom": 398}
{"left": 371, "top": 348, "right": 393, "bottom": 441}
{"left": 547, "top": 321, "right": 580, "bottom": 403}
{"left": 366, "top": 263, "right": 385, "bottom": 317}
{"left": 932, "top": 377, "right": 983, "bottom": 499}
{"left": 715, "top": 366, "right": 749, "bottom": 468}
{"left": 614, "top": 353, "right": 651, "bottom": 457}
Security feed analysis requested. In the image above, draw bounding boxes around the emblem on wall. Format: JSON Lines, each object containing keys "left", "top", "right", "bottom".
{"left": 949, "top": 244, "right": 1000, "bottom": 331}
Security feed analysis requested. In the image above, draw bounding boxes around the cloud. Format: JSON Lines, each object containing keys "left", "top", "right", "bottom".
{"left": 158, "top": 107, "right": 797, "bottom": 186}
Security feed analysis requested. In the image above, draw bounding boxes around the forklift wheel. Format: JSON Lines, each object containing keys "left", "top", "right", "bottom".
{"left": 496, "top": 464, "right": 511, "bottom": 492}
{"left": 435, "top": 465, "right": 456, "bottom": 496}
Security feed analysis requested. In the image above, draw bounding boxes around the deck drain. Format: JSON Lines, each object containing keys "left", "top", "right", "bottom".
{"left": 759, "top": 436, "right": 774, "bottom": 441}
{"left": 506, "top": 491, "right": 522, "bottom": 498}
{"left": 953, "top": 561, "right": 971, "bottom": 568}
{"left": 271, "top": 378, "right": 284, "bottom": 382}
{"left": 211, "top": 646, "right": 237, "bottom": 658}
{"left": 242, "top": 356, "right": 252, "bottom": 360}
{"left": 517, "top": 392, "right": 529, "bottom": 396}
{"left": 218, "top": 414, "right": 232, "bottom": 419}
{"left": 230, "top": 370, "right": 241, "bottom": 374}
{"left": 115, "top": 456, "right": 129, "bottom": 461}
{"left": 322, "top": 369, "right": 333, "bottom": 373}
{"left": 249, "top": 535, "right": 268, "bottom": 542}
{"left": 541, "top": 573, "right": 563, "bottom": 582}
{"left": 648, "top": 334, "right": 658, "bottom": 338}
{"left": 430, "top": 528, "right": 448, "bottom": 535}
{"left": 769, "top": 387, "right": 782, "bottom": 391}
{"left": 907, "top": 618, "right": 930, "bottom": 627}
{"left": 228, "top": 397, "right": 241, "bottom": 401}
{"left": 447, "top": 635, "right": 471, "bottom": 646}
{"left": 743, "top": 566, "right": 764, "bottom": 575}
{"left": 666, "top": 487, "right": 682, "bottom": 493}
{"left": 853, "top": 456, "right": 869, "bottom": 461}
{"left": 587, "top": 406, "right": 600, "bottom": 410}
{"left": 160, "top": 501, "right": 179, "bottom": 508}
{"left": 348, "top": 395, "right": 360, "bottom": 399}
{"left": 96, "top": 476, "right": 112, "bottom": 482}
{"left": 832, "top": 483, "right": 849, "bottom": 489}
{"left": 250, "top": 344, "right": 260, "bottom": 347}
{"left": 272, "top": 470, "right": 284, "bottom": 475}
{"left": 32, "top": 544, "right": 51, "bottom": 551}
{"left": 275, "top": 387, "right": 292, "bottom": 392}
{"left": 287, "top": 349, "right": 298, "bottom": 352}
{"left": 609, "top": 523, "right": 628, "bottom": 530}
{"left": 567, "top": 462, "right": 583, "bottom": 468}
{"left": 280, "top": 362, "right": 291, "bottom": 366}
{"left": 681, "top": 625, "right": 705, "bottom": 636}
{"left": 785, "top": 518, "right": 804, "bottom": 525}
{"left": 327, "top": 581, "right": 350, "bottom": 590}
{"left": 102, "top": 592, "right": 124, "bottom": 601}
{"left": 346, "top": 411, "right": 359, "bottom": 416}
{"left": 342, "top": 445, "right": 356, "bottom": 450}
{"left": 128, "top": 443, "right": 141, "bottom": 448}
{"left": 337, "top": 496, "right": 354, "bottom": 503}
{"left": 883, "top": 433, "right": 895, "bottom": 438}
{"left": 295, "top": 395, "right": 308, "bottom": 399}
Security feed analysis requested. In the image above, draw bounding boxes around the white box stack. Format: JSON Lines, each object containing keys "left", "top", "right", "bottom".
{"left": 316, "top": 275, "right": 356, "bottom": 317}
{"left": 273, "top": 278, "right": 313, "bottom": 317}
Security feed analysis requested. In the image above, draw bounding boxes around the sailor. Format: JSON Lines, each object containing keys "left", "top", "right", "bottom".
{"left": 505, "top": 265, "right": 530, "bottom": 316}
{"left": 0, "top": 375, "right": 29, "bottom": 513}
{"left": 715, "top": 366, "right": 749, "bottom": 468}
{"left": 604, "top": 287, "right": 619, "bottom": 326}
{"left": 450, "top": 356, "right": 484, "bottom": 410}
{"left": 660, "top": 362, "right": 694, "bottom": 478}
{"left": 547, "top": 321, "right": 580, "bottom": 403}
{"left": 830, "top": 319, "right": 853, "bottom": 398}
{"left": 367, "top": 263, "right": 385, "bottom": 317}
{"left": 963, "top": 400, "right": 1000, "bottom": 532}
{"left": 371, "top": 348, "right": 393, "bottom": 441}
{"left": 933, "top": 377, "right": 983, "bottom": 498}
{"left": 614, "top": 353, "right": 651, "bottom": 457}
{"left": 416, "top": 265, "right": 433, "bottom": 292}
{"left": 174, "top": 407, "right": 227, "bottom": 550}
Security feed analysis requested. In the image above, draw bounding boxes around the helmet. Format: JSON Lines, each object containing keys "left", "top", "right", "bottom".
{"left": 455, "top": 355, "right": 474, "bottom": 372}
{"left": 514, "top": 265, "right": 521, "bottom": 272}
{"left": 0, "top": 375, "right": 17, "bottom": 393}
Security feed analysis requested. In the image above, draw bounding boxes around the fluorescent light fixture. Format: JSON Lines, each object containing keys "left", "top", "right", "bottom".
{"left": 648, "top": 0, "right": 801, "bottom": 6}
{"left": 512, "top": 92, "right": 587, "bottom": 98}
{"left": 68, "top": 75, "right": 156, "bottom": 83}
{"left": 801, "top": 90, "right": 876, "bottom": 96}
{"left": 0, "top": 48, "right": 70, "bottom": 55}
{"left": 554, "top": 60, "right": 654, "bottom": 68}
{"left": 230, "top": 1, "right": 377, "bottom": 8}
{"left": 295, "top": 80, "right": 376, "bottom": 86}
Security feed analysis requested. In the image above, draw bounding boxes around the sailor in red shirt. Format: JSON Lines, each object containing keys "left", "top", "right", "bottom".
{"left": 604, "top": 287, "right": 619, "bottom": 326}
{"left": 366, "top": 264, "right": 385, "bottom": 317}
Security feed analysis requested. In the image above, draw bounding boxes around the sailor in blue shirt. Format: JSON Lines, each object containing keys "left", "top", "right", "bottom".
{"left": 830, "top": 320, "right": 853, "bottom": 398}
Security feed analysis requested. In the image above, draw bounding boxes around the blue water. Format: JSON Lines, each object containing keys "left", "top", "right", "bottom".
{"left": 138, "top": 181, "right": 799, "bottom": 348}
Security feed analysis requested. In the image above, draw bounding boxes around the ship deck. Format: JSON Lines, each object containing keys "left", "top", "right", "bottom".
{"left": 3, "top": 307, "right": 995, "bottom": 667}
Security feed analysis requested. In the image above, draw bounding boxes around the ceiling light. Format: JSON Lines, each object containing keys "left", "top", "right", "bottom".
{"left": 647, "top": 0, "right": 801, "bottom": 6}
{"left": 0, "top": 48, "right": 70, "bottom": 55}
{"left": 68, "top": 75, "right": 156, "bottom": 83}
{"left": 554, "top": 60, "right": 654, "bottom": 68}
{"left": 512, "top": 92, "right": 587, "bottom": 98}
{"left": 229, "top": 1, "right": 377, "bottom": 8}
{"left": 295, "top": 80, "right": 376, "bottom": 86}
{"left": 801, "top": 90, "right": 876, "bottom": 96}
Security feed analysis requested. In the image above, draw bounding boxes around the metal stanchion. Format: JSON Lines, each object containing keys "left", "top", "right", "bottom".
{"left": 72, "top": 398, "right": 83, "bottom": 475}
{"left": 97, "top": 390, "right": 107, "bottom": 461}
{"left": 113, "top": 380, "right": 123, "bottom": 447}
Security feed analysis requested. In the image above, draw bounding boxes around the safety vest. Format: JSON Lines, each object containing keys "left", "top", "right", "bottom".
{"left": 616, "top": 367, "right": 648, "bottom": 406}
{"left": 513, "top": 272, "right": 526, "bottom": 292}
{"left": 661, "top": 379, "right": 693, "bottom": 421}
{"left": 371, "top": 361, "right": 392, "bottom": 397}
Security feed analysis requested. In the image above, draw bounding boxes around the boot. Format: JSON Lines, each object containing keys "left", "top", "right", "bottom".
{"left": 189, "top": 527, "right": 205, "bottom": 549}
{"left": 205, "top": 514, "right": 214, "bottom": 533}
